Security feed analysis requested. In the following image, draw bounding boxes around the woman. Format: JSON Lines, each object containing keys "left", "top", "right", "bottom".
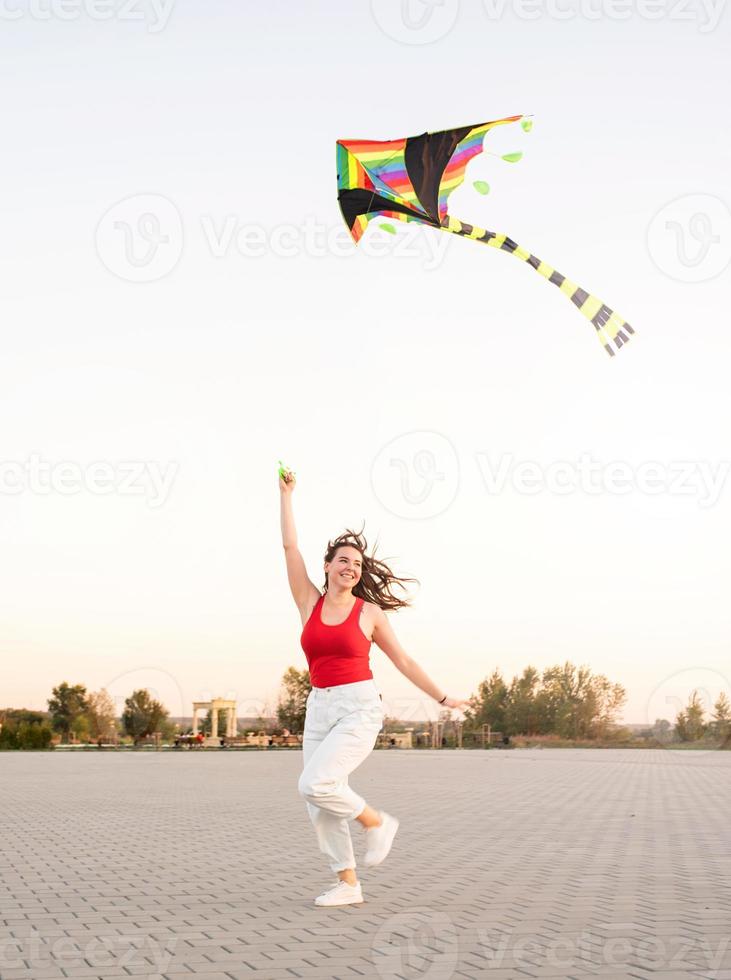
{"left": 279, "top": 467, "right": 468, "bottom": 907}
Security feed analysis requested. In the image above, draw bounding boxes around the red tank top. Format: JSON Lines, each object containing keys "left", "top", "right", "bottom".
{"left": 300, "top": 593, "right": 373, "bottom": 688}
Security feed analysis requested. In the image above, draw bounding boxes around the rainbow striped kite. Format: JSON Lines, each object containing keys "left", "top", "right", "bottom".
{"left": 337, "top": 115, "right": 635, "bottom": 357}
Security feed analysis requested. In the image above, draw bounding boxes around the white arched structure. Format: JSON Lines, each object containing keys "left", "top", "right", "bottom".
{"left": 192, "top": 698, "right": 237, "bottom": 740}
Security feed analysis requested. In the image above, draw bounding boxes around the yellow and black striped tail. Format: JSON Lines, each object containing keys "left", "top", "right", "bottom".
{"left": 442, "top": 217, "right": 635, "bottom": 357}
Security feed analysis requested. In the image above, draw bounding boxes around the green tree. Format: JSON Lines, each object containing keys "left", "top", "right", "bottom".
{"left": 85, "top": 689, "right": 118, "bottom": 742}
{"left": 537, "top": 663, "right": 625, "bottom": 739}
{"left": 675, "top": 690, "right": 706, "bottom": 742}
{"left": 464, "top": 669, "right": 508, "bottom": 732}
{"left": 1, "top": 708, "right": 48, "bottom": 727}
{"left": 0, "top": 720, "right": 19, "bottom": 749}
{"left": 540, "top": 663, "right": 595, "bottom": 738}
{"left": 464, "top": 662, "right": 626, "bottom": 741}
{"left": 505, "top": 666, "right": 541, "bottom": 735}
{"left": 72, "top": 713, "right": 91, "bottom": 743}
{"left": 122, "top": 689, "right": 168, "bottom": 745}
{"left": 47, "top": 683, "right": 89, "bottom": 744}
{"left": 0, "top": 715, "right": 53, "bottom": 750}
{"left": 711, "top": 692, "right": 731, "bottom": 744}
{"left": 276, "top": 667, "right": 310, "bottom": 732}
{"left": 588, "top": 674, "right": 627, "bottom": 739}
{"left": 17, "top": 721, "right": 53, "bottom": 749}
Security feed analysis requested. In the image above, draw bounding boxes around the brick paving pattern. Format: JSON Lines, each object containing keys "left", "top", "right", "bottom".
{"left": 1, "top": 749, "right": 730, "bottom": 980}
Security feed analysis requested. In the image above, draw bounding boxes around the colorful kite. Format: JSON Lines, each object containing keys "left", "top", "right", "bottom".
{"left": 337, "top": 115, "right": 634, "bottom": 356}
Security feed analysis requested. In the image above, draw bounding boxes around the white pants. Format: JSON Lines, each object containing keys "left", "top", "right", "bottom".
{"left": 298, "top": 679, "right": 384, "bottom": 872}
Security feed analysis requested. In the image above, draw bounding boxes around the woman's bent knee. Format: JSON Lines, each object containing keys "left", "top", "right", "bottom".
{"left": 298, "top": 771, "right": 338, "bottom": 805}
{"left": 299, "top": 771, "right": 325, "bottom": 801}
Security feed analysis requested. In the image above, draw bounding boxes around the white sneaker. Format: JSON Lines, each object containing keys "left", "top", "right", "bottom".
{"left": 314, "top": 879, "right": 364, "bottom": 907}
{"left": 363, "top": 811, "right": 399, "bottom": 867}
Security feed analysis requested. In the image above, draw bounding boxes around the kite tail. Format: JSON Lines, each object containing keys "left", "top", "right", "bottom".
{"left": 442, "top": 216, "right": 634, "bottom": 357}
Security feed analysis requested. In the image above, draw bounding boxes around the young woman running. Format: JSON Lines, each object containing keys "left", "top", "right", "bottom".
{"left": 279, "top": 467, "right": 468, "bottom": 907}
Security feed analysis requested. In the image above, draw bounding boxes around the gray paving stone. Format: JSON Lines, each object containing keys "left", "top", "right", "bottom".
{"left": 1, "top": 749, "right": 730, "bottom": 979}
{"left": 0, "top": 970, "right": 67, "bottom": 980}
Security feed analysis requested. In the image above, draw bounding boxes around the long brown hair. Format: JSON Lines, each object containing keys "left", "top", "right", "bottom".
{"left": 322, "top": 525, "right": 417, "bottom": 611}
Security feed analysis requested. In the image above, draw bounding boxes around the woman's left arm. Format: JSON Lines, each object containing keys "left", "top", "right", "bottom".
{"left": 371, "top": 607, "right": 468, "bottom": 709}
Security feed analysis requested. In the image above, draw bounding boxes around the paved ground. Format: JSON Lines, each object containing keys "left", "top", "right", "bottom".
{"left": 1, "top": 749, "right": 730, "bottom": 980}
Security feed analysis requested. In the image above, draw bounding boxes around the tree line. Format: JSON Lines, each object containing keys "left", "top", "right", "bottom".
{"left": 0, "top": 682, "right": 172, "bottom": 749}
{"left": 4, "top": 670, "right": 729, "bottom": 749}
{"left": 273, "top": 663, "right": 731, "bottom": 746}
{"left": 274, "top": 662, "right": 628, "bottom": 740}
{"left": 462, "top": 663, "right": 627, "bottom": 739}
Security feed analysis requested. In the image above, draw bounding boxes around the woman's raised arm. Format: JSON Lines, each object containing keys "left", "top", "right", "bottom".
{"left": 279, "top": 469, "right": 320, "bottom": 618}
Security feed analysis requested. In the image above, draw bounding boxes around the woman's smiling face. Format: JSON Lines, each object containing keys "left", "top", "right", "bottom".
{"left": 325, "top": 546, "right": 362, "bottom": 590}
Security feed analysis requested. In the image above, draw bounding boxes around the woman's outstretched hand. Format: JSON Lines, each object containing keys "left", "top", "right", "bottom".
{"left": 279, "top": 468, "right": 296, "bottom": 494}
{"left": 441, "top": 696, "right": 469, "bottom": 710}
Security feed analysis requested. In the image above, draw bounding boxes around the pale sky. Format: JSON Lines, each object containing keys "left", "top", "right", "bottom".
{"left": 1, "top": 1, "right": 730, "bottom": 727}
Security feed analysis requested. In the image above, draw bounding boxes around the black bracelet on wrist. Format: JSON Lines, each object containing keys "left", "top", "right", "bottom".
{"left": 438, "top": 694, "right": 447, "bottom": 704}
